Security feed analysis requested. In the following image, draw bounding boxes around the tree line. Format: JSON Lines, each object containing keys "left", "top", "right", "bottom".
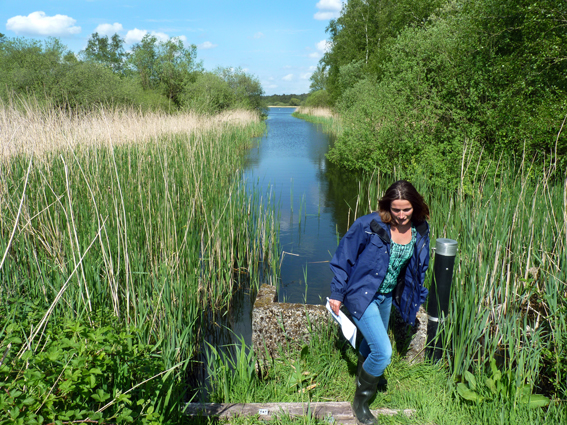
{"left": 262, "top": 93, "right": 309, "bottom": 107}
{"left": 307, "top": 0, "right": 567, "bottom": 185}
{"left": 0, "top": 32, "right": 264, "bottom": 114}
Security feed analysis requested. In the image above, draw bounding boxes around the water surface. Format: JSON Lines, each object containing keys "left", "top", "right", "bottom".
{"left": 243, "top": 107, "right": 361, "bottom": 304}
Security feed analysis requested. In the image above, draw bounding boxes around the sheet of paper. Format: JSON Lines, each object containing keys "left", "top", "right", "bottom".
{"left": 325, "top": 298, "right": 357, "bottom": 347}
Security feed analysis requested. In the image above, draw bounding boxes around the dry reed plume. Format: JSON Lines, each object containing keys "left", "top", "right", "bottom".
{"left": 295, "top": 106, "right": 337, "bottom": 119}
{"left": 0, "top": 99, "right": 260, "bottom": 161}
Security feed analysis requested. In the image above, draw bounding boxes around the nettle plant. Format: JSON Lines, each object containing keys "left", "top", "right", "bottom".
{"left": 457, "top": 358, "right": 550, "bottom": 408}
{"left": 0, "top": 301, "right": 169, "bottom": 425}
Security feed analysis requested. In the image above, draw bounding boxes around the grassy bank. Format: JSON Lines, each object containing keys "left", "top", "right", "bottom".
{"left": 204, "top": 165, "right": 567, "bottom": 424}
{"left": 291, "top": 107, "right": 340, "bottom": 134}
{"left": 0, "top": 102, "right": 278, "bottom": 424}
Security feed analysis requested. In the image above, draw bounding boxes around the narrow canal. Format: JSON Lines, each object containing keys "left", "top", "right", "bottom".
{"left": 242, "top": 107, "right": 362, "bottom": 305}
{"left": 198, "top": 107, "right": 364, "bottom": 397}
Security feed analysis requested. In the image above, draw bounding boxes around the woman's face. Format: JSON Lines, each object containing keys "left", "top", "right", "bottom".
{"left": 390, "top": 199, "right": 413, "bottom": 226}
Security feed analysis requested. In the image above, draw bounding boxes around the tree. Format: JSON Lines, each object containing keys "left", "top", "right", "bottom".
{"left": 0, "top": 36, "right": 67, "bottom": 97}
{"left": 309, "top": 64, "right": 328, "bottom": 92}
{"left": 82, "top": 32, "right": 127, "bottom": 74}
{"left": 182, "top": 72, "right": 233, "bottom": 114}
{"left": 304, "top": 90, "right": 331, "bottom": 107}
{"left": 321, "top": 0, "right": 445, "bottom": 102}
{"left": 289, "top": 97, "right": 301, "bottom": 106}
{"left": 215, "top": 67, "right": 264, "bottom": 111}
{"left": 127, "top": 34, "right": 201, "bottom": 106}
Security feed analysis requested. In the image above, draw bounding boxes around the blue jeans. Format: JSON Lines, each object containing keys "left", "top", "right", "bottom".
{"left": 352, "top": 292, "right": 393, "bottom": 378}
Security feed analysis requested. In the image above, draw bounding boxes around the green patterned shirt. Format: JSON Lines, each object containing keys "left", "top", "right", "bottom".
{"left": 378, "top": 226, "right": 416, "bottom": 294}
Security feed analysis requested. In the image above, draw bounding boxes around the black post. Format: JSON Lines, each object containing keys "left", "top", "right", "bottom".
{"left": 426, "top": 238, "right": 458, "bottom": 361}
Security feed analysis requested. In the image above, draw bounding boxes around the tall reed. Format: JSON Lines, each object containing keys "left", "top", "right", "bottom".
{"left": 353, "top": 164, "right": 566, "bottom": 396}
{"left": 0, "top": 100, "right": 277, "bottom": 393}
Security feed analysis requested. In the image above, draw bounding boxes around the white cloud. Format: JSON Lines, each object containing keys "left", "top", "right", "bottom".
{"left": 317, "top": 0, "right": 342, "bottom": 10}
{"left": 282, "top": 74, "right": 294, "bottom": 81}
{"left": 125, "top": 29, "right": 172, "bottom": 44}
{"left": 152, "top": 32, "right": 170, "bottom": 42}
{"left": 314, "top": 0, "right": 343, "bottom": 21}
{"left": 125, "top": 28, "right": 147, "bottom": 44}
{"left": 309, "top": 39, "right": 332, "bottom": 59}
{"left": 198, "top": 41, "right": 218, "bottom": 49}
{"left": 178, "top": 35, "right": 188, "bottom": 43}
{"left": 253, "top": 32, "right": 264, "bottom": 39}
{"left": 300, "top": 73, "right": 312, "bottom": 80}
{"left": 95, "top": 23, "right": 123, "bottom": 36}
{"left": 317, "top": 40, "right": 332, "bottom": 53}
{"left": 6, "top": 11, "right": 81, "bottom": 37}
{"left": 265, "top": 84, "right": 278, "bottom": 89}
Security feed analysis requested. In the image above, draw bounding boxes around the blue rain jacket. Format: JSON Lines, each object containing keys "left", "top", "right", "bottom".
{"left": 329, "top": 212, "right": 430, "bottom": 325}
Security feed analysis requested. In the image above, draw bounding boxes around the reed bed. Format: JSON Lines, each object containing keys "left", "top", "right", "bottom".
{"left": 0, "top": 101, "right": 277, "bottom": 420}
{"left": 0, "top": 98, "right": 260, "bottom": 161}
{"left": 293, "top": 107, "right": 336, "bottom": 119}
{"left": 292, "top": 107, "right": 341, "bottom": 136}
{"left": 355, "top": 166, "right": 567, "bottom": 398}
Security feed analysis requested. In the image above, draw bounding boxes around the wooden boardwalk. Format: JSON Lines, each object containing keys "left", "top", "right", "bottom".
{"left": 183, "top": 402, "right": 415, "bottom": 424}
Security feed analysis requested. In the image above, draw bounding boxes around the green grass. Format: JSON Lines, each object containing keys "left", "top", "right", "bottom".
{"left": 200, "top": 161, "right": 567, "bottom": 424}
{"left": 291, "top": 111, "right": 340, "bottom": 135}
{"left": 0, "top": 113, "right": 278, "bottom": 423}
{"left": 201, "top": 318, "right": 566, "bottom": 425}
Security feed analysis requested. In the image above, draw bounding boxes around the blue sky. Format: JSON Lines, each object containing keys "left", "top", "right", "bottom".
{"left": 2, "top": 1, "right": 344, "bottom": 95}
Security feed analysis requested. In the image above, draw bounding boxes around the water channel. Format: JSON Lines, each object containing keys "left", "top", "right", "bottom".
{"left": 242, "top": 107, "right": 362, "bottom": 305}
{"left": 197, "top": 107, "right": 365, "bottom": 398}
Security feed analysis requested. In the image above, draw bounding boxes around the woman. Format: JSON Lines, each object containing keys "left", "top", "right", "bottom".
{"left": 329, "top": 180, "right": 430, "bottom": 425}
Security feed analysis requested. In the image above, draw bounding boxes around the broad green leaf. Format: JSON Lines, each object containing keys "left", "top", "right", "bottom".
{"left": 518, "top": 384, "right": 532, "bottom": 398}
{"left": 485, "top": 378, "right": 497, "bottom": 394}
{"left": 22, "top": 396, "right": 36, "bottom": 406}
{"left": 527, "top": 394, "right": 550, "bottom": 408}
{"left": 464, "top": 371, "right": 477, "bottom": 390}
{"left": 457, "top": 383, "right": 482, "bottom": 403}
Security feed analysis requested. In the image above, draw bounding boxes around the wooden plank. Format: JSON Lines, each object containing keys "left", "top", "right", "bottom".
{"left": 183, "top": 402, "right": 415, "bottom": 424}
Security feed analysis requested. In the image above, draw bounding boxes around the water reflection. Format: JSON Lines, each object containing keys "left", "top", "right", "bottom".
{"left": 243, "top": 107, "right": 363, "bottom": 304}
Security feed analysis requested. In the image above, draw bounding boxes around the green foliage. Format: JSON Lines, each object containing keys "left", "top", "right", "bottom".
{"left": 289, "top": 97, "right": 301, "bottom": 107}
{"left": 0, "top": 109, "right": 274, "bottom": 422}
{"left": 215, "top": 67, "right": 265, "bottom": 111}
{"left": 322, "top": 0, "right": 444, "bottom": 102}
{"left": 0, "top": 301, "right": 170, "bottom": 424}
{"left": 325, "top": 0, "right": 567, "bottom": 184}
{"left": 81, "top": 32, "right": 127, "bottom": 74}
{"left": 182, "top": 68, "right": 265, "bottom": 113}
{"left": 0, "top": 35, "right": 170, "bottom": 111}
{"left": 262, "top": 93, "right": 309, "bottom": 107}
{"left": 0, "top": 37, "right": 67, "bottom": 99}
{"left": 456, "top": 359, "right": 550, "bottom": 408}
{"left": 182, "top": 72, "right": 234, "bottom": 114}
{"left": 303, "top": 90, "right": 331, "bottom": 108}
{"left": 0, "top": 33, "right": 264, "bottom": 114}
{"left": 309, "top": 64, "right": 328, "bottom": 92}
{"left": 127, "top": 34, "right": 201, "bottom": 106}
{"left": 49, "top": 62, "right": 137, "bottom": 109}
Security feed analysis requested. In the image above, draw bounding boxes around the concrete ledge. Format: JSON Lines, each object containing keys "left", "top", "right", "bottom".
{"left": 252, "top": 284, "right": 328, "bottom": 359}
{"left": 184, "top": 402, "right": 415, "bottom": 424}
{"left": 252, "top": 284, "right": 427, "bottom": 363}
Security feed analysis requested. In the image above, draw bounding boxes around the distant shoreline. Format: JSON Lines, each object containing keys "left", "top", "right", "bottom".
{"left": 267, "top": 106, "right": 298, "bottom": 108}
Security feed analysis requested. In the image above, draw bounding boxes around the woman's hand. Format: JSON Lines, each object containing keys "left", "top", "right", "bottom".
{"left": 329, "top": 299, "right": 342, "bottom": 316}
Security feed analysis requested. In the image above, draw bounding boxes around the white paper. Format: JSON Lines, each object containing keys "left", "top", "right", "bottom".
{"left": 326, "top": 298, "right": 357, "bottom": 347}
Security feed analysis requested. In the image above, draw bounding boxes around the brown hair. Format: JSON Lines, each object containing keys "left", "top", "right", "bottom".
{"left": 378, "top": 180, "right": 430, "bottom": 224}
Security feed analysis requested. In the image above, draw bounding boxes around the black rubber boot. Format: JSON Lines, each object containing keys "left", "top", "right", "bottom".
{"left": 356, "top": 353, "right": 365, "bottom": 378}
{"left": 357, "top": 354, "right": 387, "bottom": 392}
{"left": 352, "top": 366, "right": 381, "bottom": 425}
